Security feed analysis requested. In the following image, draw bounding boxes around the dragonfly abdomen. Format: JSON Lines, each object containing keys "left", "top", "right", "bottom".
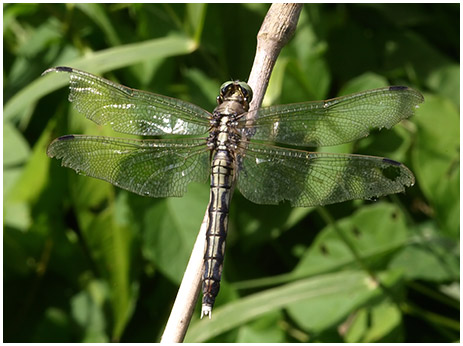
{"left": 202, "top": 149, "right": 235, "bottom": 318}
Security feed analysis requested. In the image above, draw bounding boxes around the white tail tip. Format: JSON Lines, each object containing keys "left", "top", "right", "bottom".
{"left": 201, "top": 305, "right": 212, "bottom": 319}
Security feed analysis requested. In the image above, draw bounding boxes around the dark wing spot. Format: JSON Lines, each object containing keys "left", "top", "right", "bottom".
{"left": 389, "top": 86, "right": 408, "bottom": 91}
{"left": 58, "top": 134, "right": 75, "bottom": 140}
{"left": 382, "top": 158, "right": 402, "bottom": 166}
{"left": 54, "top": 66, "right": 73, "bottom": 73}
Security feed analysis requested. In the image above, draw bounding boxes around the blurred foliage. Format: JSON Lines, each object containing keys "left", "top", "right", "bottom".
{"left": 3, "top": 3, "right": 459, "bottom": 342}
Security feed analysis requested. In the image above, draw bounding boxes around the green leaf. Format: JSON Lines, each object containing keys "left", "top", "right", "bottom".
{"left": 183, "top": 67, "right": 219, "bottom": 110}
{"left": 264, "top": 57, "right": 290, "bottom": 106}
{"left": 71, "top": 280, "right": 109, "bottom": 342}
{"left": 345, "top": 298, "right": 403, "bottom": 342}
{"left": 3, "top": 121, "right": 30, "bottom": 166}
{"left": 232, "top": 203, "right": 409, "bottom": 292}
{"left": 292, "top": 203, "right": 409, "bottom": 278}
{"left": 185, "top": 270, "right": 401, "bottom": 342}
{"left": 231, "top": 194, "right": 313, "bottom": 253}
{"left": 412, "top": 94, "right": 459, "bottom": 236}
{"left": 4, "top": 119, "right": 54, "bottom": 213}
{"left": 388, "top": 221, "right": 459, "bottom": 281}
{"left": 142, "top": 182, "right": 209, "bottom": 283}
{"left": 339, "top": 72, "right": 389, "bottom": 95}
{"left": 3, "top": 121, "right": 31, "bottom": 214}
{"left": 236, "top": 311, "right": 286, "bottom": 342}
{"left": 288, "top": 8, "right": 330, "bottom": 101}
{"left": 75, "top": 3, "right": 121, "bottom": 46}
{"left": 286, "top": 270, "right": 402, "bottom": 334}
{"left": 4, "top": 35, "right": 197, "bottom": 123}
{"left": 15, "top": 16, "right": 63, "bottom": 57}
{"left": 4, "top": 134, "right": 47, "bottom": 202}
{"left": 427, "top": 64, "right": 460, "bottom": 109}
{"left": 185, "top": 3, "right": 207, "bottom": 44}
{"left": 79, "top": 193, "right": 139, "bottom": 341}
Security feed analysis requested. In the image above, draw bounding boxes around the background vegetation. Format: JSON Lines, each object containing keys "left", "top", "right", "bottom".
{"left": 4, "top": 3, "right": 459, "bottom": 342}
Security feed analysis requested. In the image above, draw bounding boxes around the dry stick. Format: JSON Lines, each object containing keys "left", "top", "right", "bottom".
{"left": 247, "top": 4, "right": 302, "bottom": 112}
{"left": 160, "top": 4, "right": 302, "bottom": 343}
{"left": 160, "top": 217, "right": 207, "bottom": 343}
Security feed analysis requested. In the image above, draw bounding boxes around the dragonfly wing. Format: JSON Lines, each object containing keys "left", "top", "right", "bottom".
{"left": 244, "top": 86, "right": 423, "bottom": 147}
{"left": 236, "top": 142, "right": 415, "bottom": 207}
{"left": 43, "top": 67, "right": 211, "bottom": 136}
{"left": 47, "top": 135, "right": 210, "bottom": 197}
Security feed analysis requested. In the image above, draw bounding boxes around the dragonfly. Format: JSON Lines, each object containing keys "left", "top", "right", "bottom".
{"left": 44, "top": 66, "right": 423, "bottom": 318}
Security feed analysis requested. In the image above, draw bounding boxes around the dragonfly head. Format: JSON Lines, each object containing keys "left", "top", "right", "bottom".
{"left": 217, "top": 81, "right": 253, "bottom": 109}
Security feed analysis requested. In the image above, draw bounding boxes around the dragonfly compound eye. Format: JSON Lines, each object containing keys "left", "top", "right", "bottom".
{"left": 219, "top": 81, "right": 234, "bottom": 97}
{"left": 238, "top": 81, "right": 253, "bottom": 103}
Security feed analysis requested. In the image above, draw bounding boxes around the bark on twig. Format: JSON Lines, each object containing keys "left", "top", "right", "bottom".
{"left": 247, "top": 4, "right": 303, "bottom": 113}
{"left": 160, "top": 4, "right": 302, "bottom": 343}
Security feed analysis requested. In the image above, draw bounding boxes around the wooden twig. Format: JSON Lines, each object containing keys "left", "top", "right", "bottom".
{"left": 160, "top": 217, "right": 207, "bottom": 342}
{"left": 247, "top": 4, "right": 303, "bottom": 112}
{"left": 160, "top": 4, "right": 302, "bottom": 343}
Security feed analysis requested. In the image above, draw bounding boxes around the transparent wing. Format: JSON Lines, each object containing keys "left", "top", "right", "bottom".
{"left": 47, "top": 135, "right": 210, "bottom": 197}
{"left": 43, "top": 67, "right": 211, "bottom": 136}
{"left": 236, "top": 142, "right": 415, "bottom": 207}
{"left": 243, "top": 86, "right": 423, "bottom": 147}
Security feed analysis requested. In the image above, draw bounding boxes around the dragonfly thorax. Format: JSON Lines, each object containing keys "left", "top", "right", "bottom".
{"left": 208, "top": 112, "right": 242, "bottom": 152}
{"left": 208, "top": 82, "right": 251, "bottom": 152}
